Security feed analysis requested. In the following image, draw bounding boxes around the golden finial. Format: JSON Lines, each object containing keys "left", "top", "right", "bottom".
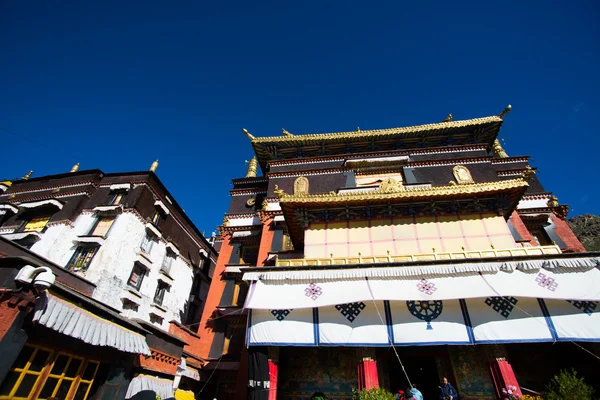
{"left": 282, "top": 128, "right": 294, "bottom": 137}
{"left": 245, "top": 157, "right": 258, "bottom": 178}
{"left": 222, "top": 216, "right": 230, "bottom": 227}
{"left": 70, "top": 163, "right": 80, "bottom": 173}
{"left": 442, "top": 113, "right": 453, "bottom": 122}
{"left": 522, "top": 165, "right": 536, "bottom": 181}
{"left": 149, "top": 160, "right": 159, "bottom": 173}
{"left": 242, "top": 128, "right": 255, "bottom": 140}
{"left": 357, "top": 127, "right": 361, "bottom": 132}
{"left": 548, "top": 195, "right": 559, "bottom": 207}
{"left": 498, "top": 104, "right": 512, "bottom": 118}
{"left": 492, "top": 139, "right": 509, "bottom": 158}
{"left": 22, "top": 170, "right": 33, "bottom": 180}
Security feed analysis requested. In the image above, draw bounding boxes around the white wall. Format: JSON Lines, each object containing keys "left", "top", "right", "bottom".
{"left": 30, "top": 212, "right": 194, "bottom": 331}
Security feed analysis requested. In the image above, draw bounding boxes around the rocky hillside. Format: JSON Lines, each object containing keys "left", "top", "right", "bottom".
{"left": 567, "top": 214, "right": 600, "bottom": 252}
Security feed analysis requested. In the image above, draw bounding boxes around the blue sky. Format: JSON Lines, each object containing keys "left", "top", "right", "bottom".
{"left": 1, "top": 1, "right": 598, "bottom": 235}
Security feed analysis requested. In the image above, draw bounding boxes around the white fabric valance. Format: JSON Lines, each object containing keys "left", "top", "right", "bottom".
{"left": 19, "top": 199, "right": 63, "bottom": 210}
{"left": 34, "top": 293, "right": 150, "bottom": 355}
{"left": 109, "top": 183, "right": 131, "bottom": 191}
{"left": 126, "top": 375, "right": 174, "bottom": 399}
{"left": 244, "top": 257, "right": 599, "bottom": 282}
{"left": 0, "top": 204, "right": 19, "bottom": 213}
{"left": 154, "top": 200, "right": 170, "bottom": 215}
{"left": 244, "top": 260, "right": 600, "bottom": 310}
{"left": 248, "top": 296, "right": 600, "bottom": 347}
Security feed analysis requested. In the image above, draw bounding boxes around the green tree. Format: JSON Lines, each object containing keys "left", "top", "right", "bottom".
{"left": 545, "top": 368, "right": 594, "bottom": 400}
{"left": 352, "top": 387, "right": 396, "bottom": 400}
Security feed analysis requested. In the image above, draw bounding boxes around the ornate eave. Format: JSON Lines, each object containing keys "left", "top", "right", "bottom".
{"left": 277, "top": 178, "right": 529, "bottom": 249}
{"left": 249, "top": 116, "right": 504, "bottom": 170}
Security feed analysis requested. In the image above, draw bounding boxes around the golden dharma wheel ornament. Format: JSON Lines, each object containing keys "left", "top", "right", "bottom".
{"left": 246, "top": 197, "right": 256, "bottom": 207}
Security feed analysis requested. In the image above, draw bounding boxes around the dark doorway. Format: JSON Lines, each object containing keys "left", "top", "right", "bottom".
{"left": 386, "top": 348, "right": 445, "bottom": 399}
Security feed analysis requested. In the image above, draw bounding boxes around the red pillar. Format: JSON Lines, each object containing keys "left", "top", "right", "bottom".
{"left": 357, "top": 358, "right": 379, "bottom": 391}
{"left": 268, "top": 359, "right": 278, "bottom": 400}
{"left": 490, "top": 358, "right": 522, "bottom": 398}
{"left": 194, "top": 232, "right": 234, "bottom": 358}
{"left": 256, "top": 212, "right": 275, "bottom": 267}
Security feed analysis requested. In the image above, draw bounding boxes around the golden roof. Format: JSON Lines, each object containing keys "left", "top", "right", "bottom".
{"left": 249, "top": 115, "right": 503, "bottom": 144}
{"left": 275, "top": 178, "right": 529, "bottom": 205}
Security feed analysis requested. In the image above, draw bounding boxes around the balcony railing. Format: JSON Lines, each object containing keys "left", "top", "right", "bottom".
{"left": 275, "top": 245, "right": 562, "bottom": 267}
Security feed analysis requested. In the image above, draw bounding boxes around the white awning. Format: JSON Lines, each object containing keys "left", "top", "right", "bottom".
{"left": 92, "top": 205, "right": 123, "bottom": 215}
{"left": 73, "top": 236, "right": 105, "bottom": 245}
{"left": 232, "top": 230, "right": 257, "bottom": 238}
{"left": 33, "top": 293, "right": 150, "bottom": 355}
{"left": 243, "top": 257, "right": 600, "bottom": 310}
{"left": 2, "top": 232, "right": 42, "bottom": 243}
{"left": 18, "top": 199, "right": 63, "bottom": 210}
{"left": 154, "top": 200, "right": 170, "bottom": 215}
{"left": 126, "top": 375, "right": 174, "bottom": 399}
{"left": 0, "top": 204, "right": 19, "bottom": 214}
{"left": 247, "top": 296, "right": 600, "bottom": 347}
{"left": 109, "top": 183, "right": 132, "bottom": 191}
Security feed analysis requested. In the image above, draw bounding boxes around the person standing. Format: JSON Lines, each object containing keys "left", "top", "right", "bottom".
{"left": 439, "top": 377, "right": 458, "bottom": 400}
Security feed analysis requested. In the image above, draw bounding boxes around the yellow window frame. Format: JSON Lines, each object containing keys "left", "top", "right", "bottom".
{"left": 0, "top": 344, "right": 101, "bottom": 400}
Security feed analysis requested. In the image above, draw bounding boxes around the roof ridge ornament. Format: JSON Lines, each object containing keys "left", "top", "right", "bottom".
{"left": 242, "top": 128, "right": 255, "bottom": 140}
{"left": 282, "top": 128, "right": 294, "bottom": 137}
{"left": 442, "top": 113, "right": 453, "bottom": 122}
{"left": 22, "top": 170, "right": 33, "bottom": 180}
{"left": 245, "top": 157, "right": 258, "bottom": 178}
{"left": 522, "top": 165, "right": 536, "bottom": 181}
{"left": 149, "top": 160, "right": 159, "bottom": 173}
{"left": 70, "top": 163, "right": 80, "bottom": 173}
{"left": 498, "top": 104, "right": 512, "bottom": 119}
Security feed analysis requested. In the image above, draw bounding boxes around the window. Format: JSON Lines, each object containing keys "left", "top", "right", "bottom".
{"left": 128, "top": 264, "right": 146, "bottom": 290}
{"left": 239, "top": 246, "right": 258, "bottom": 265}
{"left": 88, "top": 217, "right": 115, "bottom": 237}
{"left": 160, "top": 253, "right": 175, "bottom": 274}
{"left": 109, "top": 192, "right": 124, "bottom": 205}
{"left": 153, "top": 281, "right": 170, "bottom": 306}
{"left": 282, "top": 230, "right": 295, "bottom": 251}
{"left": 151, "top": 210, "right": 161, "bottom": 226}
{"left": 20, "top": 216, "right": 51, "bottom": 233}
{"left": 66, "top": 246, "right": 99, "bottom": 272}
{"left": 232, "top": 282, "right": 249, "bottom": 307}
{"left": 140, "top": 234, "right": 155, "bottom": 254}
{"left": 0, "top": 344, "right": 100, "bottom": 400}
{"left": 222, "top": 323, "right": 245, "bottom": 356}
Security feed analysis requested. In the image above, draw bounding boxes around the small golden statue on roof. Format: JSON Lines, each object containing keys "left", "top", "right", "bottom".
{"left": 442, "top": 113, "right": 453, "bottom": 122}
{"left": 378, "top": 177, "right": 403, "bottom": 193}
{"left": 522, "top": 165, "right": 536, "bottom": 181}
{"left": 547, "top": 195, "right": 559, "bottom": 207}
{"left": 282, "top": 128, "right": 294, "bottom": 137}
{"left": 273, "top": 185, "right": 287, "bottom": 198}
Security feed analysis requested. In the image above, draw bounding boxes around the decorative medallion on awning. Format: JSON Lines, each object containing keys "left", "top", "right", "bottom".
{"left": 33, "top": 292, "right": 151, "bottom": 355}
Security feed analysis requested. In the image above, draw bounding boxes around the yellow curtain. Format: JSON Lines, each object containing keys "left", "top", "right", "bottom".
{"left": 24, "top": 216, "right": 50, "bottom": 232}
{"left": 174, "top": 389, "right": 195, "bottom": 400}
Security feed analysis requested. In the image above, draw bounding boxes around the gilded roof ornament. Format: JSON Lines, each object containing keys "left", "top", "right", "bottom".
{"left": 378, "top": 177, "right": 403, "bottom": 193}
{"left": 70, "top": 163, "right": 80, "bottom": 173}
{"left": 453, "top": 165, "right": 474, "bottom": 185}
{"left": 294, "top": 176, "right": 309, "bottom": 195}
{"left": 442, "top": 114, "right": 453, "bottom": 122}
{"left": 492, "top": 139, "right": 509, "bottom": 158}
{"left": 547, "top": 195, "right": 559, "bottom": 207}
{"left": 282, "top": 128, "right": 294, "bottom": 137}
{"left": 242, "top": 128, "right": 255, "bottom": 140}
{"left": 262, "top": 199, "right": 269, "bottom": 211}
{"left": 522, "top": 165, "right": 536, "bottom": 181}
{"left": 149, "top": 160, "right": 159, "bottom": 173}
{"left": 273, "top": 185, "right": 287, "bottom": 199}
{"left": 22, "top": 170, "right": 33, "bottom": 180}
{"left": 498, "top": 104, "right": 512, "bottom": 119}
{"left": 222, "top": 216, "right": 230, "bottom": 227}
{"left": 245, "top": 157, "right": 258, "bottom": 178}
